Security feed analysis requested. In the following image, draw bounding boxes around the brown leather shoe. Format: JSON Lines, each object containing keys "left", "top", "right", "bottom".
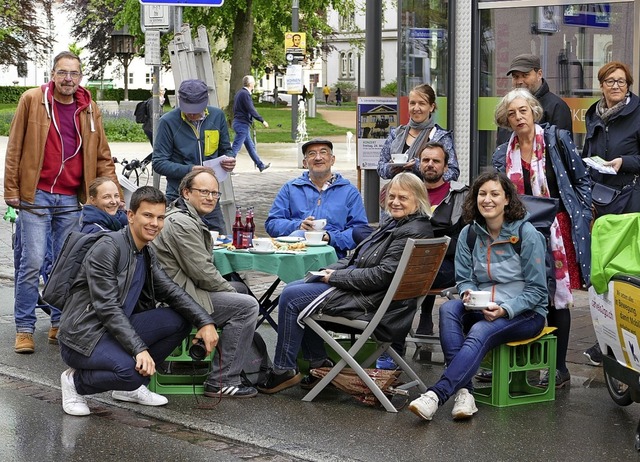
{"left": 15, "top": 333, "right": 35, "bottom": 354}
{"left": 48, "top": 327, "right": 59, "bottom": 345}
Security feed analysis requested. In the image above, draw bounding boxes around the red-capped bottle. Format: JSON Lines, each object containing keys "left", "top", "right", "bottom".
{"left": 232, "top": 206, "right": 244, "bottom": 248}
{"left": 241, "top": 207, "right": 254, "bottom": 248}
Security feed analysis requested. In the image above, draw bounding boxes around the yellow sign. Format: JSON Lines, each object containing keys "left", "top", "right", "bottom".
{"left": 284, "top": 32, "right": 306, "bottom": 61}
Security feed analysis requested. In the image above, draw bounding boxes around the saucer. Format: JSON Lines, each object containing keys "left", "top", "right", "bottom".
{"left": 306, "top": 241, "right": 328, "bottom": 247}
{"left": 464, "top": 303, "right": 487, "bottom": 310}
{"left": 276, "top": 236, "right": 305, "bottom": 243}
{"left": 248, "top": 248, "right": 276, "bottom": 254}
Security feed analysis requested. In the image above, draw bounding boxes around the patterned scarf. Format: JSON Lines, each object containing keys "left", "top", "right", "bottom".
{"left": 596, "top": 94, "right": 629, "bottom": 124}
{"left": 505, "top": 124, "right": 573, "bottom": 308}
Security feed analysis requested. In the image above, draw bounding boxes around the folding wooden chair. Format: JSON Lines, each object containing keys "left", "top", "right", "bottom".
{"left": 302, "top": 237, "right": 450, "bottom": 412}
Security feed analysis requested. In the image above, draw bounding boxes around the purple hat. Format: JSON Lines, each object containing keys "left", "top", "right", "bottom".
{"left": 178, "top": 79, "right": 209, "bottom": 114}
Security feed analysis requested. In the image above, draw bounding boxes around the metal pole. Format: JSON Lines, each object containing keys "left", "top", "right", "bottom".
{"left": 291, "top": 0, "right": 299, "bottom": 141}
{"left": 152, "top": 60, "right": 161, "bottom": 188}
{"left": 363, "top": 0, "right": 382, "bottom": 223}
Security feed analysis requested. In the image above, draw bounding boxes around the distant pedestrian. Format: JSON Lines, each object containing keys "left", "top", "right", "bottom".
{"left": 301, "top": 85, "right": 309, "bottom": 107}
{"left": 141, "top": 89, "right": 165, "bottom": 146}
{"left": 231, "top": 75, "right": 270, "bottom": 172}
{"left": 323, "top": 84, "right": 330, "bottom": 104}
{"left": 335, "top": 88, "right": 342, "bottom": 106}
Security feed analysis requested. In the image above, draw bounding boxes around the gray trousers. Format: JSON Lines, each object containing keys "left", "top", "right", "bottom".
{"left": 206, "top": 283, "right": 259, "bottom": 386}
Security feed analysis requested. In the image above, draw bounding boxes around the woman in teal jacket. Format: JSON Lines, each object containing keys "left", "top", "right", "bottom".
{"left": 409, "top": 172, "right": 548, "bottom": 422}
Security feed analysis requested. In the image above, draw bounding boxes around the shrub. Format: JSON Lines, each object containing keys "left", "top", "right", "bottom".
{"left": 381, "top": 80, "right": 397, "bottom": 96}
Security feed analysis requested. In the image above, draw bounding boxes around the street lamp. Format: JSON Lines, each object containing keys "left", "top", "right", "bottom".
{"left": 111, "top": 27, "right": 136, "bottom": 101}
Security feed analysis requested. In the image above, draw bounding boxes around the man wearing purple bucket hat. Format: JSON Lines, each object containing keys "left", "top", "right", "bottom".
{"left": 153, "top": 79, "right": 235, "bottom": 233}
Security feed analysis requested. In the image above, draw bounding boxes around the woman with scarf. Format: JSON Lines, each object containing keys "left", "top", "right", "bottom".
{"left": 377, "top": 84, "right": 459, "bottom": 182}
{"left": 581, "top": 61, "right": 640, "bottom": 366}
{"left": 492, "top": 88, "right": 592, "bottom": 389}
{"left": 80, "top": 177, "right": 128, "bottom": 233}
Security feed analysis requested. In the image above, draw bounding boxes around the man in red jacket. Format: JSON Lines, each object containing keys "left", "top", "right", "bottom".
{"left": 4, "top": 51, "right": 119, "bottom": 354}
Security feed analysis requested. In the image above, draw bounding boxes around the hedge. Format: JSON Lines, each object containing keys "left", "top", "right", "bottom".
{"left": 0, "top": 86, "right": 175, "bottom": 104}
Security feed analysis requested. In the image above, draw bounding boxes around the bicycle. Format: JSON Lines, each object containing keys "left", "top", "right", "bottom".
{"left": 113, "top": 153, "right": 152, "bottom": 186}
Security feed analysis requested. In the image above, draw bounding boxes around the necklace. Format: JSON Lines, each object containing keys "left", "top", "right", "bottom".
{"left": 407, "top": 132, "right": 416, "bottom": 139}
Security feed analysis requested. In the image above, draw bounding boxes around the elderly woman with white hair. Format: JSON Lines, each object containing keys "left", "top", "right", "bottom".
{"left": 491, "top": 88, "right": 592, "bottom": 389}
{"left": 258, "top": 172, "right": 434, "bottom": 394}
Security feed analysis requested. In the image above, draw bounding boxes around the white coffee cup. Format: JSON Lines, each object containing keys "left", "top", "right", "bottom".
{"left": 391, "top": 153, "right": 408, "bottom": 163}
{"left": 312, "top": 219, "right": 327, "bottom": 231}
{"left": 209, "top": 231, "right": 219, "bottom": 243}
{"left": 304, "top": 231, "right": 325, "bottom": 244}
{"left": 252, "top": 238, "right": 274, "bottom": 251}
{"left": 469, "top": 290, "right": 492, "bottom": 306}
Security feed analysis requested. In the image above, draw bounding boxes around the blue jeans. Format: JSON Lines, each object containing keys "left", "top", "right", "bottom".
{"left": 15, "top": 190, "right": 80, "bottom": 332}
{"left": 274, "top": 280, "right": 329, "bottom": 370}
{"left": 60, "top": 307, "right": 191, "bottom": 395}
{"left": 231, "top": 121, "right": 266, "bottom": 169}
{"left": 431, "top": 299, "right": 545, "bottom": 404}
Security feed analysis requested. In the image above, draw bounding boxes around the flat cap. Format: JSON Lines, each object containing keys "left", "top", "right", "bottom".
{"left": 301, "top": 138, "right": 334, "bottom": 154}
{"left": 178, "top": 79, "right": 209, "bottom": 114}
{"left": 507, "top": 54, "right": 541, "bottom": 76}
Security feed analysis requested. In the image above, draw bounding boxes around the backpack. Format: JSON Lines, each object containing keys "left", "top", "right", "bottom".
{"left": 134, "top": 100, "right": 148, "bottom": 124}
{"left": 41, "top": 232, "right": 108, "bottom": 309}
{"left": 240, "top": 331, "right": 273, "bottom": 387}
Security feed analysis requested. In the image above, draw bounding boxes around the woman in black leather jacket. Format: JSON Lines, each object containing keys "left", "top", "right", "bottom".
{"left": 258, "top": 172, "right": 434, "bottom": 394}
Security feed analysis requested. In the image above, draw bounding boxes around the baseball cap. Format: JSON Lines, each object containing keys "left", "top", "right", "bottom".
{"left": 506, "top": 54, "right": 541, "bottom": 76}
{"left": 178, "top": 79, "right": 209, "bottom": 114}
{"left": 301, "top": 138, "right": 334, "bottom": 155}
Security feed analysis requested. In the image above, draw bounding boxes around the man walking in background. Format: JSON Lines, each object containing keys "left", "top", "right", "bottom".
{"left": 231, "top": 75, "right": 270, "bottom": 172}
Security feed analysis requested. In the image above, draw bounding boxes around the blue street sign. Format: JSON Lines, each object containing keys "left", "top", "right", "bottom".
{"left": 139, "top": 0, "right": 224, "bottom": 7}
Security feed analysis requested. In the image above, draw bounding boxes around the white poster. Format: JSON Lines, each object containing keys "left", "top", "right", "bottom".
{"left": 357, "top": 97, "right": 398, "bottom": 169}
{"left": 285, "top": 65, "right": 303, "bottom": 94}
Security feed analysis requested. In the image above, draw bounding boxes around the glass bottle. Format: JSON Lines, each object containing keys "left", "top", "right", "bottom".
{"left": 241, "top": 207, "right": 254, "bottom": 248}
{"left": 232, "top": 206, "right": 244, "bottom": 248}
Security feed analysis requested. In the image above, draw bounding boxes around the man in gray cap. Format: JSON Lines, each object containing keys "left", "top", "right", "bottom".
{"left": 265, "top": 138, "right": 371, "bottom": 258}
{"left": 153, "top": 79, "right": 236, "bottom": 233}
{"left": 496, "top": 53, "right": 572, "bottom": 145}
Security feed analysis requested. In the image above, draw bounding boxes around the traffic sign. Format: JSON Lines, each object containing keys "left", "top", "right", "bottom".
{"left": 139, "top": 0, "right": 224, "bottom": 6}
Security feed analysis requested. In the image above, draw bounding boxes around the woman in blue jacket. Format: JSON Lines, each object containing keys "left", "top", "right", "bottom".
{"left": 409, "top": 172, "right": 548, "bottom": 422}
{"left": 80, "top": 178, "right": 128, "bottom": 234}
{"left": 492, "top": 88, "right": 591, "bottom": 389}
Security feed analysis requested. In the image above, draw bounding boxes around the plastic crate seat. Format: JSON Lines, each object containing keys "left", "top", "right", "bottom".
{"left": 148, "top": 328, "right": 216, "bottom": 395}
{"left": 473, "top": 326, "right": 557, "bottom": 407}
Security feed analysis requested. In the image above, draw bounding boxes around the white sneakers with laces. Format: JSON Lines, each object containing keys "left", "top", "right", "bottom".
{"left": 409, "top": 388, "right": 478, "bottom": 421}
{"left": 409, "top": 390, "right": 439, "bottom": 421}
{"left": 61, "top": 368, "right": 90, "bottom": 416}
{"left": 112, "top": 385, "right": 168, "bottom": 406}
{"left": 451, "top": 388, "right": 478, "bottom": 420}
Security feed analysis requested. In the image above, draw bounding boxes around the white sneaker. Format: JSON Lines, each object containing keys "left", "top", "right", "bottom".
{"left": 61, "top": 368, "right": 90, "bottom": 416}
{"left": 451, "top": 388, "right": 478, "bottom": 420}
{"left": 409, "top": 390, "right": 439, "bottom": 421}
{"left": 112, "top": 385, "right": 168, "bottom": 406}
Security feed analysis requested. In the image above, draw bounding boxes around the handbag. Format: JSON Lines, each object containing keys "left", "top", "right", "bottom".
{"left": 592, "top": 182, "right": 635, "bottom": 217}
{"left": 518, "top": 195, "right": 560, "bottom": 240}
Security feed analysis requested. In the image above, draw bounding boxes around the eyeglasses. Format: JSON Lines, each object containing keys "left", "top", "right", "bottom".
{"left": 190, "top": 188, "right": 222, "bottom": 199}
{"left": 603, "top": 78, "right": 627, "bottom": 88}
{"left": 55, "top": 70, "right": 82, "bottom": 80}
{"left": 305, "top": 148, "right": 332, "bottom": 159}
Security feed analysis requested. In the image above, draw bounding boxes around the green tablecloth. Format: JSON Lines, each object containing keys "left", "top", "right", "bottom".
{"left": 213, "top": 245, "right": 338, "bottom": 283}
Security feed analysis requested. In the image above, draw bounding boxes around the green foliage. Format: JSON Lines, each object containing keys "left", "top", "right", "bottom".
{"left": 0, "top": 0, "right": 50, "bottom": 67}
{"left": 0, "top": 109, "right": 16, "bottom": 135}
{"left": 101, "top": 115, "right": 148, "bottom": 142}
{"left": 0, "top": 86, "right": 35, "bottom": 104}
{"left": 381, "top": 80, "right": 398, "bottom": 97}
{"left": 86, "top": 87, "right": 152, "bottom": 102}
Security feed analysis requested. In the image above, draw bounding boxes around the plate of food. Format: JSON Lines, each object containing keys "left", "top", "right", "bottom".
{"left": 276, "top": 236, "right": 305, "bottom": 243}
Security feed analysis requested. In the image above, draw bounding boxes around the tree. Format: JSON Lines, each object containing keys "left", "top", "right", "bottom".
{"left": 63, "top": 0, "right": 356, "bottom": 107}
{"left": 0, "top": 0, "right": 51, "bottom": 67}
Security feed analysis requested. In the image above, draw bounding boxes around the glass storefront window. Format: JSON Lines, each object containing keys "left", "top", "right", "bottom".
{"left": 398, "top": 0, "right": 450, "bottom": 126}
{"left": 477, "top": 2, "right": 636, "bottom": 170}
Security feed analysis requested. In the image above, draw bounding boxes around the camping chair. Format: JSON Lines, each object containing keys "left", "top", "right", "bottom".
{"left": 302, "top": 237, "right": 450, "bottom": 412}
